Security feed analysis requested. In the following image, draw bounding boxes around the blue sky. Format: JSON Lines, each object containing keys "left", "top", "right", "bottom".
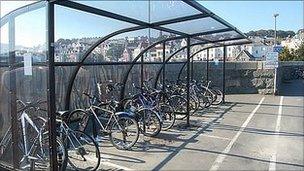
{"left": 200, "top": 1, "right": 303, "bottom": 32}
{"left": 0, "top": 1, "right": 303, "bottom": 47}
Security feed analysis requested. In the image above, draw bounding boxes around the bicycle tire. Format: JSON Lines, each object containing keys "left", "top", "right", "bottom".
{"left": 158, "top": 104, "right": 176, "bottom": 130}
{"left": 109, "top": 116, "right": 139, "bottom": 150}
{"left": 136, "top": 108, "right": 162, "bottom": 137}
{"left": 66, "top": 130, "right": 100, "bottom": 171}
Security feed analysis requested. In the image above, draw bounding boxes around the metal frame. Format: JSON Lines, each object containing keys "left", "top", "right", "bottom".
{"left": 46, "top": 1, "right": 58, "bottom": 169}
{"left": 0, "top": 1, "right": 252, "bottom": 169}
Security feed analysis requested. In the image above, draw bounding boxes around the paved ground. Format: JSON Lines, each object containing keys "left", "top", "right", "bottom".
{"left": 96, "top": 80, "right": 304, "bottom": 170}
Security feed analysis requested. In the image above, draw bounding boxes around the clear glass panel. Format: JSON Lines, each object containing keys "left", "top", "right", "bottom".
{"left": 76, "top": 1, "right": 200, "bottom": 23}
{"left": 0, "top": 24, "right": 9, "bottom": 63}
{"left": 0, "top": 1, "right": 37, "bottom": 17}
{"left": 150, "top": 1, "right": 201, "bottom": 22}
{"left": 222, "top": 38, "right": 250, "bottom": 46}
{"left": 0, "top": 3, "right": 49, "bottom": 169}
{"left": 0, "top": 23, "right": 12, "bottom": 166}
{"left": 162, "top": 17, "right": 227, "bottom": 35}
{"left": 54, "top": 5, "right": 137, "bottom": 62}
{"left": 15, "top": 6, "right": 47, "bottom": 63}
{"left": 77, "top": 1, "right": 149, "bottom": 22}
{"left": 199, "top": 30, "right": 241, "bottom": 42}
{"left": 83, "top": 28, "right": 178, "bottom": 63}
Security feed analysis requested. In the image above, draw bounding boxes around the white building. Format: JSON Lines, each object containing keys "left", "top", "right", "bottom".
{"left": 281, "top": 29, "right": 304, "bottom": 50}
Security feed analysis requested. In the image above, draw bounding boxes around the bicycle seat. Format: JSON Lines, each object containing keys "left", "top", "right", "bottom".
{"left": 56, "top": 111, "right": 70, "bottom": 118}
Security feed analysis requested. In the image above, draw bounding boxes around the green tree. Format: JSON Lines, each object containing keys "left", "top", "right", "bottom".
{"left": 106, "top": 44, "right": 124, "bottom": 61}
{"left": 279, "top": 47, "right": 294, "bottom": 61}
{"left": 295, "top": 43, "right": 304, "bottom": 61}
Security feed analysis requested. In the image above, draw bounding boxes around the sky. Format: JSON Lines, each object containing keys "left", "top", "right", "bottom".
{"left": 200, "top": 1, "right": 303, "bottom": 33}
{"left": 0, "top": 0, "right": 303, "bottom": 47}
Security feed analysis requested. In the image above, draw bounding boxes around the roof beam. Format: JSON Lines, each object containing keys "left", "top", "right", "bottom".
{"left": 183, "top": 0, "right": 249, "bottom": 40}
{"left": 55, "top": 0, "right": 150, "bottom": 27}
{"left": 151, "top": 13, "right": 210, "bottom": 26}
{"left": 190, "top": 28, "right": 234, "bottom": 38}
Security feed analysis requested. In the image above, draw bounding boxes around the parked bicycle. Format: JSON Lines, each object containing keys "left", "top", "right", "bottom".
{"left": 0, "top": 100, "right": 67, "bottom": 170}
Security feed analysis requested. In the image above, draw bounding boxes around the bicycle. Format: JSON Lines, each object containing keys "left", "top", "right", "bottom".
{"left": 56, "top": 110, "right": 100, "bottom": 171}
{"left": 76, "top": 92, "right": 139, "bottom": 150}
{"left": 0, "top": 100, "right": 67, "bottom": 170}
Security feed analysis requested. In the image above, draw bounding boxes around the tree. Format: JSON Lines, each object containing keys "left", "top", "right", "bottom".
{"left": 279, "top": 47, "right": 294, "bottom": 61}
{"left": 279, "top": 44, "right": 304, "bottom": 61}
{"left": 295, "top": 43, "right": 304, "bottom": 61}
{"left": 106, "top": 44, "right": 124, "bottom": 61}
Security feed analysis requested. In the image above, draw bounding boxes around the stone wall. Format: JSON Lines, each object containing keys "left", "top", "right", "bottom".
{"left": 173, "top": 61, "right": 275, "bottom": 94}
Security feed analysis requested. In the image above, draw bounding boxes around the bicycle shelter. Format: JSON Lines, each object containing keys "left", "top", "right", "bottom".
{"left": 0, "top": 0, "right": 251, "bottom": 170}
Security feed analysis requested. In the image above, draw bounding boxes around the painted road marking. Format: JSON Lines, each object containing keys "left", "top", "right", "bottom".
{"left": 269, "top": 96, "right": 284, "bottom": 171}
{"left": 209, "top": 97, "right": 265, "bottom": 171}
{"left": 200, "top": 134, "right": 232, "bottom": 141}
{"left": 102, "top": 161, "right": 134, "bottom": 171}
{"left": 83, "top": 153, "right": 134, "bottom": 171}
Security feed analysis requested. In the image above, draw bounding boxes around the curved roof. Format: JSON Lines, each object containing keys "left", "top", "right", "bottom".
{"left": 54, "top": 0, "right": 251, "bottom": 45}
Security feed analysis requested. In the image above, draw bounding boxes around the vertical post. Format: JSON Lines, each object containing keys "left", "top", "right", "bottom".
{"left": 141, "top": 52, "right": 145, "bottom": 133}
{"left": 8, "top": 16, "right": 19, "bottom": 169}
{"left": 47, "top": 2, "right": 58, "bottom": 170}
{"left": 222, "top": 46, "right": 226, "bottom": 103}
{"left": 141, "top": 55, "right": 144, "bottom": 88}
{"left": 206, "top": 48, "right": 209, "bottom": 82}
{"left": 186, "top": 37, "right": 190, "bottom": 126}
{"left": 162, "top": 41, "right": 166, "bottom": 93}
{"left": 273, "top": 13, "right": 279, "bottom": 95}
{"left": 191, "top": 54, "right": 194, "bottom": 81}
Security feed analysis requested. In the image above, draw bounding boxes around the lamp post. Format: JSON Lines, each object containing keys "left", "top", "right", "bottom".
{"left": 273, "top": 13, "right": 279, "bottom": 95}
{"left": 273, "top": 13, "right": 279, "bottom": 45}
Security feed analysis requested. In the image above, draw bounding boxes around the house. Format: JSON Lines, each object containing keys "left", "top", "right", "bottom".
{"left": 281, "top": 29, "right": 304, "bottom": 50}
{"left": 235, "top": 50, "right": 255, "bottom": 61}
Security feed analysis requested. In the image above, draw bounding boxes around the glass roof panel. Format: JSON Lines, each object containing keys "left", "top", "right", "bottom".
{"left": 76, "top": 1, "right": 201, "bottom": 23}
{"left": 199, "top": 30, "right": 242, "bottom": 42}
{"left": 54, "top": 5, "right": 137, "bottom": 62}
{"left": 162, "top": 17, "right": 227, "bottom": 35}
{"left": 222, "top": 38, "right": 251, "bottom": 46}
{"left": 0, "top": 1, "right": 37, "bottom": 17}
{"left": 77, "top": 1, "right": 150, "bottom": 22}
{"left": 150, "top": 1, "right": 201, "bottom": 23}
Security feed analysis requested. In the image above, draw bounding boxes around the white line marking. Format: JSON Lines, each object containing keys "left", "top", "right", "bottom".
{"left": 84, "top": 153, "right": 134, "bottom": 171}
{"left": 269, "top": 96, "right": 284, "bottom": 171}
{"left": 102, "top": 161, "right": 134, "bottom": 171}
{"left": 209, "top": 97, "right": 265, "bottom": 171}
{"left": 200, "top": 134, "right": 232, "bottom": 141}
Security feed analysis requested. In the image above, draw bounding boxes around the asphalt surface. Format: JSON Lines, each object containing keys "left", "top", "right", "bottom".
{"left": 95, "top": 80, "right": 304, "bottom": 170}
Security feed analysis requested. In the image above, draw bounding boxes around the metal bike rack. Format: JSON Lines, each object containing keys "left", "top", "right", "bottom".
{"left": 0, "top": 0, "right": 252, "bottom": 169}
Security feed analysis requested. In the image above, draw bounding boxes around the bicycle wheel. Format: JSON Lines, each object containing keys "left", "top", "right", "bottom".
{"left": 211, "top": 88, "right": 223, "bottom": 105}
{"left": 168, "top": 95, "right": 187, "bottom": 120}
{"left": 136, "top": 108, "right": 162, "bottom": 137}
{"left": 65, "top": 130, "right": 100, "bottom": 171}
{"left": 158, "top": 104, "right": 176, "bottom": 130}
{"left": 110, "top": 116, "right": 139, "bottom": 150}
{"left": 30, "top": 135, "right": 68, "bottom": 171}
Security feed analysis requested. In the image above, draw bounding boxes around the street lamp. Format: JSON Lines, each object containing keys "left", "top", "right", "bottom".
{"left": 273, "top": 13, "right": 279, "bottom": 95}
{"left": 273, "top": 13, "right": 279, "bottom": 45}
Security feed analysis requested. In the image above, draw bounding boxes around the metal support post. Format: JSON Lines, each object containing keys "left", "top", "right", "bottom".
{"left": 222, "top": 46, "right": 226, "bottom": 103}
{"left": 47, "top": 2, "right": 58, "bottom": 170}
{"left": 8, "top": 16, "right": 19, "bottom": 170}
{"left": 186, "top": 37, "right": 191, "bottom": 126}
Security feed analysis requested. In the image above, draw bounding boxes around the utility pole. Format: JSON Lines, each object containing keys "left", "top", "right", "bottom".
{"left": 273, "top": 13, "right": 279, "bottom": 95}
{"left": 273, "top": 13, "right": 279, "bottom": 45}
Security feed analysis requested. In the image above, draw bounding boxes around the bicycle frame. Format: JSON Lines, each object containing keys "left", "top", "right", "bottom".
{"left": 87, "top": 105, "right": 121, "bottom": 132}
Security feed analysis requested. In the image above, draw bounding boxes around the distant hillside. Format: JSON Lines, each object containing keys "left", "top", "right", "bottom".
{"left": 245, "top": 29, "right": 296, "bottom": 39}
